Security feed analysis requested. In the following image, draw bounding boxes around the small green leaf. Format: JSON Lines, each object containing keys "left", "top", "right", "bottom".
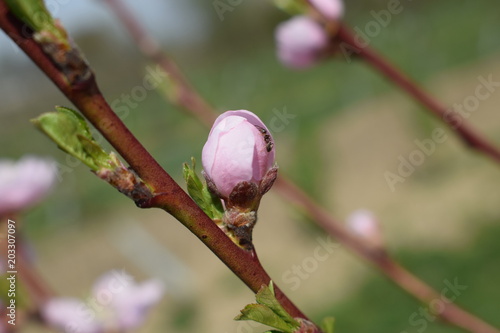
{"left": 255, "top": 282, "right": 300, "bottom": 329}
{"left": 235, "top": 304, "right": 292, "bottom": 332}
{"left": 202, "top": 185, "right": 224, "bottom": 219}
{"left": 321, "top": 317, "right": 335, "bottom": 333}
{"left": 77, "top": 135, "right": 113, "bottom": 169}
{"left": 235, "top": 282, "right": 300, "bottom": 333}
{"left": 183, "top": 158, "right": 223, "bottom": 220}
{"left": 5, "top": 0, "right": 53, "bottom": 32}
{"left": 269, "top": 280, "right": 275, "bottom": 295}
{"left": 56, "top": 106, "right": 91, "bottom": 134}
{"left": 183, "top": 160, "right": 209, "bottom": 212}
{"left": 5, "top": 0, "right": 68, "bottom": 45}
{"left": 32, "top": 106, "right": 113, "bottom": 171}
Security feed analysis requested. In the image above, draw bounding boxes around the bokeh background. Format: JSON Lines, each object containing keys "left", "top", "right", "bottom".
{"left": 1, "top": 0, "right": 500, "bottom": 332}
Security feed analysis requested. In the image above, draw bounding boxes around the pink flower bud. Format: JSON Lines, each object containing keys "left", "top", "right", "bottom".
{"left": 275, "top": 15, "right": 328, "bottom": 69}
{"left": 202, "top": 110, "right": 276, "bottom": 199}
{"left": 0, "top": 156, "right": 57, "bottom": 216}
{"left": 310, "top": 0, "right": 344, "bottom": 21}
{"left": 347, "top": 210, "right": 384, "bottom": 249}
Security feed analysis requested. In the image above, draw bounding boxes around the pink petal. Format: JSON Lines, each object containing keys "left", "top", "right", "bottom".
{"left": 42, "top": 298, "right": 102, "bottom": 333}
{"left": 202, "top": 115, "right": 247, "bottom": 181}
{"left": 0, "top": 156, "right": 57, "bottom": 215}
{"left": 210, "top": 120, "right": 257, "bottom": 197}
{"left": 113, "top": 279, "right": 165, "bottom": 329}
{"left": 91, "top": 270, "right": 133, "bottom": 297}
{"left": 310, "top": 0, "right": 344, "bottom": 20}
{"left": 89, "top": 271, "right": 164, "bottom": 330}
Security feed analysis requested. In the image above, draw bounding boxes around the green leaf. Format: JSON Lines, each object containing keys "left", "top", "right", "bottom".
{"left": 321, "top": 317, "right": 335, "bottom": 333}
{"left": 32, "top": 106, "right": 113, "bottom": 171}
{"left": 255, "top": 282, "right": 300, "bottom": 329}
{"left": 235, "top": 282, "right": 300, "bottom": 333}
{"left": 5, "top": 0, "right": 53, "bottom": 31}
{"left": 183, "top": 158, "right": 223, "bottom": 220}
{"left": 5, "top": 0, "right": 68, "bottom": 45}
{"left": 56, "top": 106, "right": 91, "bottom": 134}
{"left": 235, "top": 304, "right": 292, "bottom": 332}
{"left": 77, "top": 135, "right": 113, "bottom": 169}
{"left": 202, "top": 185, "right": 224, "bottom": 219}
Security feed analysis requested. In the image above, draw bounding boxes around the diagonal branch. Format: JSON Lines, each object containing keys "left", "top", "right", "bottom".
{"left": 102, "top": 0, "right": 216, "bottom": 128}
{"left": 0, "top": 0, "right": 309, "bottom": 324}
{"left": 274, "top": 178, "right": 499, "bottom": 333}
{"left": 335, "top": 24, "right": 500, "bottom": 164}
{"left": 103, "top": 1, "right": 500, "bottom": 332}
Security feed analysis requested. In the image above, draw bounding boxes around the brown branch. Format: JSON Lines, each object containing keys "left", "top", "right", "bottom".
{"left": 0, "top": 0, "right": 308, "bottom": 324}
{"left": 102, "top": 2, "right": 500, "bottom": 332}
{"left": 336, "top": 24, "right": 500, "bottom": 164}
{"left": 275, "top": 178, "right": 499, "bottom": 333}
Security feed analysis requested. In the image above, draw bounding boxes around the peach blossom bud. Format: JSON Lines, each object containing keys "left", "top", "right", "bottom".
{"left": 202, "top": 110, "right": 276, "bottom": 199}
{"left": 310, "top": 0, "right": 344, "bottom": 21}
{"left": 347, "top": 209, "right": 384, "bottom": 249}
{"left": 275, "top": 16, "right": 328, "bottom": 69}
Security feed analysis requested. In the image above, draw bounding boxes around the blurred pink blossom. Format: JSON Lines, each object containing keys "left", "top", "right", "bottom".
{"left": 0, "top": 156, "right": 57, "bottom": 215}
{"left": 275, "top": 16, "right": 328, "bottom": 69}
{"left": 42, "top": 298, "right": 102, "bottom": 333}
{"left": 347, "top": 209, "right": 384, "bottom": 248}
{"left": 202, "top": 110, "right": 276, "bottom": 198}
{"left": 42, "top": 270, "right": 164, "bottom": 333}
{"left": 310, "top": 0, "right": 344, "bottom": 21}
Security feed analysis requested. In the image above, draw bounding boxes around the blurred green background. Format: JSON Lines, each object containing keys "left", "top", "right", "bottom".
{"left": 1, "top": 0, "right": 500, "bottom": 332}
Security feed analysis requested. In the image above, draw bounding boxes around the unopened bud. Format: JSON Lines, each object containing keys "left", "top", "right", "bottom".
{"left": 346, "top": 209, "right": 384, "bottom": 249}
{"left": 310, "top": 0, "right": 344, "bottom": 21}
{"left": 202, "top": 110, "right": 277, "bottom": 204}
{"left": 202, "top": 110, "right": 278, "bottom": 249}
{"left": 275, "top": 15, "right": 328, "bottom": 69}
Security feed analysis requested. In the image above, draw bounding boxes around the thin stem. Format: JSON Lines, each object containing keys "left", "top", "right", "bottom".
{"left": 274, "top": 178, "right": 499, "bottom": 333}
{"left": 102, "top": 0, "right": 216, "bottom": 128}
{"left": 17, "top": 242, "right": 54, "bottom": 306}
{"left": 336, "top": 24, "right": 500, "bottom": 164}
{"left": 0, "top": 1, "right": 307, "bottom": 323}
{"left": 382, "top": 262, "right": 497, "bottom": 332}
{"left": 102, "top": 2, "right": 500, "bottom": 332}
